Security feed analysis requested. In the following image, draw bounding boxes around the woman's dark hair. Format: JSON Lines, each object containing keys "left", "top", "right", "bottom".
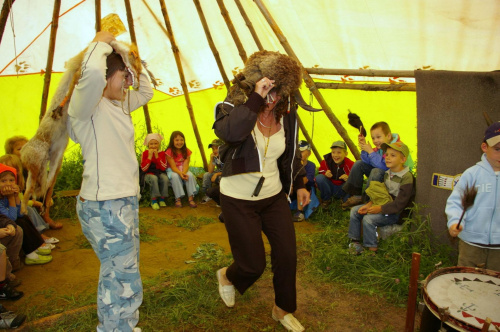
{"left": 106, "top": 52, "right": 126, "bottom": 79}
{"left": 167, "top": 131, "right": 188, "bottom": 159}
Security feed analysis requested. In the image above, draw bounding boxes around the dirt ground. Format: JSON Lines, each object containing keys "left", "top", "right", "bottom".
{"left": 6, "top": 200, "right": 408, "bottom": 331}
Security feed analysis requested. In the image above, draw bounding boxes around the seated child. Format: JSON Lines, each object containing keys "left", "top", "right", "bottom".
{"left": 0, "top": 213, "right": 23, "bottom": 278}
{"left": 342, "top": 121, "right": 414, "bottom": 209}
{"left": 348, "top": 142, "right": 415, "bottom": 254}
{"left": 0, "top": 243, "right": 23, "bottom": 301}
{"left": 141, "top": 133, "right": 169, "bottom": 210}
{"left": 290, "top": 140, "right": 320, "bottom": 221}
{"left": 316, "top": 140, "right": 354, "bottom": 207}
{"left": 0, "top": 164, "right": 52, "bottom": 265}
{"left": 446, "top": 122, "right": 500, "bottom": 271}
{"left": 201, "top": 139, "right": 224, "bottom": 204}
{"left": 165, "top": 131, "right": 198, "bottom": 208}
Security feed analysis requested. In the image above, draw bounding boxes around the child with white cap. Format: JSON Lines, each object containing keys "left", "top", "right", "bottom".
{"left": 140, "top": 133, "right": 169, "bottom": 210}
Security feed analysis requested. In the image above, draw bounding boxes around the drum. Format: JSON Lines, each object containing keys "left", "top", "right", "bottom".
{"left": 421, "top": 266, "right": 500, "bottom": 331}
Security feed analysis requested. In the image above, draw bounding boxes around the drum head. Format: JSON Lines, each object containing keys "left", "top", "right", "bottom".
{"left": 423, "top": 267, "right": 500, "bottom": 331}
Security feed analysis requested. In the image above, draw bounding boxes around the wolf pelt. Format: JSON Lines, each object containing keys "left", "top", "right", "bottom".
{"left": 20, "top": 40, "right": 142, "bottom": 213}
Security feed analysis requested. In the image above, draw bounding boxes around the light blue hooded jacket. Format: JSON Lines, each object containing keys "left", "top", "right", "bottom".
{"left": 446, "top": 154, "right": 500, "bottom": 245}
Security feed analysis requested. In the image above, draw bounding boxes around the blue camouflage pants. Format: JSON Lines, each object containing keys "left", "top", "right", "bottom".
{"left": 76, "top": 196, "right": 142, "bottom": 332}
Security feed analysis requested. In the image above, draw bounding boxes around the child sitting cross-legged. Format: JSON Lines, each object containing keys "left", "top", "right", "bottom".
{"left": 141, "top": 133, "right": 169, "bottom": 210}
{"left": 316, "top": 140, "right": 354, "bottom": 207}
{"left": 347, "top": 142, "right": 415, "bottom": 254}
{"left": 201, "top": 139, "right": 224, "bottom": 204}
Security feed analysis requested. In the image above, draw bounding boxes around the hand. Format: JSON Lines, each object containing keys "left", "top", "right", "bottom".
{"left": 92, "top": 31, "right": 115, "bottom": 44}
{"left": 5, "top": 224, "right": 15, "bottom": 236}
{"left": 153, "top": 149, "right": 159, "bottom": 158}
{"left": 211, "top": 172, "right": 221, "bottom": 183}
{"left": 359, "top": 140, "right": 374, "bottom": 154}
{"left": 448, "top": 223, "right": 463, "bottom": 237}
{"left": 0, "top": 186, "right": 14, "bottom": 196}
{"left": 0, "top": 228, "right": 9, "bottom": 239}
{"left": 255, "top": 77, "right": 275, "bottom": 99}
{"left": 367, "top": 205, "right": 382, "bottom": 214}
{"left": 340, "top": 174, "right": 348, "bottom": 181}
{"left": 181, "top": 173, "right": 189, "bottom": 180}
{"left": 358, "top": 204, "right": 370, "bottom": 215}
{"left": 325, "top": 170, "right": 333, "bottom": 178}
{"left": 31, "top": 200, "right": 43, "bottom": 208}
{"left": 297, "top": 188, "right": 310, "bottom": 208}
{"left": 11, "top": 184, "right": 19, "bottom": 194}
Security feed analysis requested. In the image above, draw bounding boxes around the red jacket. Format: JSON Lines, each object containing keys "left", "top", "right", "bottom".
{"left": 141, "top": 150, "right": 167, "bottom": 175}
{"left": 318, "top": 154, "right": 354, "bottom": 186}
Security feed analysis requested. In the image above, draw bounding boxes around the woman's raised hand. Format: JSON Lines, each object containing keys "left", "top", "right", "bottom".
{"left": 255, "top": 77, "right": 275, "bottom": 99}
{"left": 92, "top": 31, "right": 115, "bottom": 45}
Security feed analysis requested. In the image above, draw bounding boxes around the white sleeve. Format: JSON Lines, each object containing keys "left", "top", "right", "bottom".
{"left": 126, "top": 70, "right": 154, "bottom": 112}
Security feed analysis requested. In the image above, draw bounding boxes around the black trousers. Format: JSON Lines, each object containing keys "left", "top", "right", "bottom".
{"left": 221, "top": 191, "right": 297, "bottom": 313}
{"left": 15, "top": 215, "right": 45, "bottom": 254}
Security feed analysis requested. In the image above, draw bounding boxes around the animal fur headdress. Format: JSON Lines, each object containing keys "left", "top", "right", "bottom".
{"left": 228, "top": 51, "right": 308, "bottom": 118}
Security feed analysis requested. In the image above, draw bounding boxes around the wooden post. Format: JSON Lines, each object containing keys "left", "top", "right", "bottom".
{"left": 151, "top": 0, "right": 208, "bottom": 170}
{"left": 253, "top": 0, "right": 360, "bottom": 159}
{"left": 39, "top": 0, "right": 61, "bottom": 122}
{"left": 124, "top": 0, "right": 152, "bottom": 134}
{"left": 316, "top": 82, "right": 416, "bottom": 92}
{"left": 405, "top": 252, "right": 421, "bottom": 332}
{"left": 234, "top": 0, "right": 263, "bottom": 51}
{"left": 0, "top": 0, "right": 16, "bottom": 47}
{"left": 95, "top": 0, "right": 101, "bottom": 32}
{"left": 481, "top": 317, "right": 492, "bottom": 332}
{"left": 305, "top": 67, "right": 415, "bottom": 78}
{"left": 216, "top": 0, "right": 247, "bottom": 63}
{"left": 297, "top": 115, "right": 322, "bottom": 164}
{"left": 193, "top": 0, "right": 230, "bottom": 91}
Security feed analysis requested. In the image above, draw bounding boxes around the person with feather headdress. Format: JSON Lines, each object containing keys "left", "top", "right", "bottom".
{"left": 446, "top": 122, "right": 500, "bottom": 271}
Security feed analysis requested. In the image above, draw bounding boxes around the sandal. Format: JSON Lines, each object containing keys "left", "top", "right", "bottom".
{"left": 175, "top": 199, "right": 182, "bottom": 208}
{"left": 188, "top": 199, "right": 197, "bottom": 208}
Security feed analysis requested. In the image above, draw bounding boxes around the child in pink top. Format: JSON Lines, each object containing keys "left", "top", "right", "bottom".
{"left": 165, "top": 131, "right": 198, "bottom": 208}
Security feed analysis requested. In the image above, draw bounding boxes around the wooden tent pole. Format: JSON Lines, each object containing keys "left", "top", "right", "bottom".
{"left": 316, "top": 82, "right": 416, "bottom": 92}
{"left": 253, "top": 0, "right": 360, "bottom": 160}
{"left": 297, "top": 115, "right": 322, "bottom": 164}
{"left": 154, "top": 0, "right": 208, "bottom": 170}
{"left": 193, "top": 0, "right": 230, "bottom": 91}
{"left": 234, "top": 0, "right": 263, "bottom": 51}
{"left": 216, "top": 0, "right": 247, "bottom": 63}
{"left": 0, "top": 0, "right": 15, "bottom": 47}
{"left": 124, "top": 0, "right": 152, "bottom": 134}
{"left": 95, "top": 0, "right": 101, "bottom": 32}
{"left": 306, "top": 67, "right": 415, "bottom": 78}
{"left": 39, "top": 0, "right": 61, "bottom": 122}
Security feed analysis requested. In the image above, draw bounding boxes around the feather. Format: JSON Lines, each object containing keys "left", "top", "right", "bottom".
{"left": 456, "top": 184, "right": 478, "bottom": 229}
{"left": 347, "top": 110, "right": 367, "bottom": 136}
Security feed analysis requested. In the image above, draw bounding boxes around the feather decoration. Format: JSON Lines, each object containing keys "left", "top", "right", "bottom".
{"left": 347, "top": 110, "right": 367, "bottom": 137}
{"left": 456, "top": 184, "right": 478, "bottom": 229}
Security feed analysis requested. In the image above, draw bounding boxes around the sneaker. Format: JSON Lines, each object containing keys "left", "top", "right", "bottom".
{"left": 44, "top": 237, "right": 59, "bottom": 244}
{"left": 35, "top": 247, "right": 51, "bottom": 256}
{"left": 40, "top": 243, "right": 55, "bottom": 250}
{"left": 341, "top": 196, "right": 363, "bottom": 209}
{"left": 0, "top": 283, "right": 24, "bottom": 301}
{"left": 349, "top": 242, "right": 364, "bottom": 255}
{"left": 201, "top": 195, "right": 212, "bottom": 204}
{"left": 151, "top": 202, "right": 160, "bottom": 210}
{"left": 25, "top": 255, "right": 52, "bottom": 265}
{"left": 293, "top": 211, "right": 305, "bottom": 222}
{"left": 0, "top": 311, "right": 26, "bottom": 329}
{"left": 159, "top": 200, "right": 167, "bottom": 207}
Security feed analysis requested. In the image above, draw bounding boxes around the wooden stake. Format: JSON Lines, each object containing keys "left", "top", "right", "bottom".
{"left": 95, "top": 0, "right": 101, "bottom": 32}
{"left": 306, "top": 67, "right": 415, "bottom": 78}
{"left": 481, "top": 317, "right": 492, "bottom": 332}
{"left": 216, "top": 0, "right": 247, "bottom": 63}
{"left": 39, "top": 0, "right": 61, "bottom": 122}
{"left": 253, "top": 0, "right": 360, "bottom": 160}
{"left": 0, "top": 0, "right": 16, "bottom": 47}
{"left": 193, "top": 0, "right": 230, "bottom": 92}
{"left": 152, "top": 0, "right": 208, "bottom": 170}
{"left": 316, "top": 82, "right": 416, "bottom": 92}
{"left": 124, "top": 0, "right": 153, "bottom": 134}
{"left": 235, "top": 0, "right": 263, "bottom": 51}
{"left": 405, "top": 252, "right": 421, "bottom": 332}
{"left": 297, "top": 115, "right": 322, "bottom": 164}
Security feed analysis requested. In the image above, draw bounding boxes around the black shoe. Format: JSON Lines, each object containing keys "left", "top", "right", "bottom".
{"left": 218, "top": 213, "right": 225, "bottom": 223}
{"left": 0, "top": 284, "right": 24, "bottom": 301}
{"left": 0, "top": 311, "right": 26, "bottom": 329}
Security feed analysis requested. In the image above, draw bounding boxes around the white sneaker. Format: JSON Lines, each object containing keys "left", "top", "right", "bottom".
{"left": 201, "top": 195, "right": 212, "bottom": 204}
{"left": 216, "top": 269, "right": 234, "bottom": 307}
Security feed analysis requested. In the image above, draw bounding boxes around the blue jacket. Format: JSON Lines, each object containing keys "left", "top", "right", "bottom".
{"left": 446, "top": 154, "right": 500, "bottom": 245}
{"left": 360, "top": 133, "right": 415, "bottom": 171}
{"left": 0, "top": 197, "right": 21, "bottom": 221}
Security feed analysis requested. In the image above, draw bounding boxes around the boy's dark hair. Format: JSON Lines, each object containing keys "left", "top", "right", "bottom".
{"left": 167, "top": 131, "right": 188, "bottom": 159}
{"left": 105, "top": 52, "right": 126, "bottom": 80}
{"left": 371, "top": 121, "right": 391, "bottom": 136}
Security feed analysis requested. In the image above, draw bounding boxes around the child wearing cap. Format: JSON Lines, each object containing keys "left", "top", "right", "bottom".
{"left": 348, "top": 141, "right": 415, "bottom": 254}
{"left": 342, "top": 121, "right": 414, "bottom": 210}
{"left": 140, "top": 133, "right": 169, "bottom": 210}
{"left": 316, "top": 140, "right": 354, "bottom": 207}
{"left": 446, "top": 122, "right": 500, "bottom": 271}
{"left": 201, "top": 139, "right": 224, "bottom": 204}
{"left": 290, "top": 140, "right": 320, "bottom": 221}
